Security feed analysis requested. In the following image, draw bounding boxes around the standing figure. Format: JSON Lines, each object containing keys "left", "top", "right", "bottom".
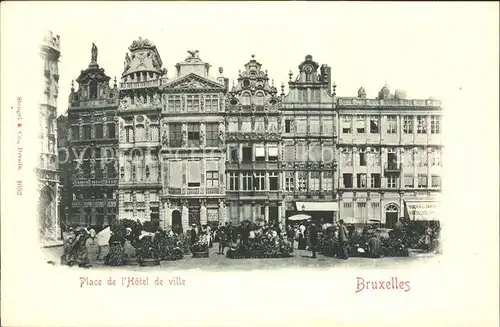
{"left": 286, "top": 225, "right": 295, "bottom": 252}
{"left": 91, "top": 43, "right": 98, "bottom": 62}
{"left": 308, "top": 223, "right": 319, "bottom": 258}
{"left": 337, "top": 219, "right": 349, "bottom": 260}
{"left": 298, "top": 223, "right": 307, "bottom": 250}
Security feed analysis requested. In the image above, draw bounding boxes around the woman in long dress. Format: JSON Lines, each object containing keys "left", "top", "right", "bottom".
{"left": 105, "top": 231, "right": 126, "bottom": 266}
{"left": 298, "top": 224, "right": 307, "bottom": 250}
{"left": 85, "top": 229, "right": 100, "bottom": 263}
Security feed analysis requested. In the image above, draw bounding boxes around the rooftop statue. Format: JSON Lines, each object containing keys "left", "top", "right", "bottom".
{"left": 91, "top": 43, "right": 98, "bottom": 62}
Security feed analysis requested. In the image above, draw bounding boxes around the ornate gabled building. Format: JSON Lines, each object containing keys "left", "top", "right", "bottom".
{"left": 336, "top": 84, "right": 442, "bottom": 227}
{"left": 68, "top": 43, "right": 120, "bottom": 227}
{"left": 117, "top": 37, "right": 165, "bottom": 226}
{"left": 160, "top": 50, "right": 228, "bottom": 232}
{"left": 281, "top": 55, "right": 338, "bottom": 224}
{"left": 225, "top": 55, "right": 282, "bottom": 225}
{"left": 38, "top": 31, "right": 61, "bottom": 242}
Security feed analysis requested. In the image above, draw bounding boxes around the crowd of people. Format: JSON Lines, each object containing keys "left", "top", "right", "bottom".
{"left": 59, "top": 217, "right": 441, "bottom": 267}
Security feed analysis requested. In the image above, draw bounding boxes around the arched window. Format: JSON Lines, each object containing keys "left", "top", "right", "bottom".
{"left": 89, "top": 80, "right": 98, "bottom": 99}
{"left": 254, "top": 92, "right": 264, "bottom": 106}
{"left": 241, "top": 92, "right": 251, "bottom": 106}
{"left": 109, "top": 92, "right": 114, "bottom": 99}
{"left": 385, "top": 203, "right": 399, "bottom": 212}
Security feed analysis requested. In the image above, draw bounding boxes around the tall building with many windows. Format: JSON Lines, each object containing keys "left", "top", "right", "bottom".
{"left": 38, "top": 31, "right": 61, "bottom": 242}
{"left": 225, "top": 55, "right": 282, "bottom": 225}
{"left": 160, "top": 50, "right": 228, "bottom": 232}
{"left": 68, "top": 43, "right": 119, "bottom": 226}
{"left": 117, "top": 38, "right": 164, "bottom": 227}
{"left": 336, "top": 85, "right": 442, "bottom": 227}
{"left": 281, "top": 55, "right": 338, "bottom": 224}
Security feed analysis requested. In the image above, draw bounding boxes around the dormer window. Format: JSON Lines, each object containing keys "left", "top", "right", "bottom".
{"left": 243, "top": 79, "right": 250, "bottom": 88}
{"left": 89, "top": 80, "right": 98, "bottom": 99}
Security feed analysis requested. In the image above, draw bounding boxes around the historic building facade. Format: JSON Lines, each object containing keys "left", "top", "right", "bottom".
{"left": 280, "top": 55, "right": 338, "bottom": 224}
{"left": 117, "top": 38, "right": 165, "bottom": 227}
{"left": 57, "top": 114, "right": 72, "bottom": 229}
{"left": 160, "top": 50, "right": 228, "bottom": 232}
{"left": 68, "top": 44, "right": 119, "bottom": 226}
{"left": 336, "top": 85, "right": 442, "bottom": 227}
{"left": 38, "top": 31, "right": 61, "bottom": 242}
{"left": 225, "top": 55, "right": 282, "bottom": 225}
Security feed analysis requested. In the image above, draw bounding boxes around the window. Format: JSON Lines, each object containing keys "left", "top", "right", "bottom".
{"left": 296, "top": 119, "right": 307, "bottom": 134}
{"left": 370, "top": 174, "right": 381, "bottom": 188}
{"left": 418, "top": 174, "right": 428, "bottom": 188}
{"left": 125, "top": 126, "right": 134, "bottom": 142}
{"left": 242, "top": 147, "right": 252, "bottom": 162}
{"left": 168, "top": 95, "right": 182, "bottom": 113}
{"left": 403, "top": 116, "right": 413, "bottom": 134}
{"left": 322, "top": 144, "right": 334, "bottom": 163}
{"left": 169, "top": 123, "right": 182, "bottom": 147}
{"left": 107, "top": 162, "right": 116, "bottom": 178}
{"left": 268, "top": 146, "right": 279, "bottom": 161}
{"left": 431, "top": 116, "right": 440, "bottom": 134}
{"left": 342, "top": 116, "right": 352, "bottom": 134}
{"left": 89, "top": 80, "right": 97, "bottom": 99}
{"left": 187, "top": 123, "right": 200, "bottom": 147}
{"left": 205, "top": 95, "right": 218, "bottom": 112}
{"left": 95, "top": 124, "right": 103, "bottom": 139}
{"left": 187, "top": 160, "right": 201, "bottom": 187}
{"left": 150, "top": 207, "right": 160, "bottom": 223}
{"left": 284, "top": 145, "right": 295, "bottom": 161}
{"left": 323, "top": 171, "right": 333, "bottom": 191}
{"left": 297, "top": 143, "right": 307, "bottom": 162}
{"left": 71, "top": 126, "right": 79, "bottom": 140}
{"left": 228, "top": 120, "right": 238, "bottom": 132}
{"left": 309, "top": 118, "right": 320, "bottom": 134}
{"left": 135, "top": 154, "right": 144, "bottom": 181}
{"left": 241, "top": 120, "right": 251, "bottom": 132}
{"left": 206, "top": 171, "right": 219, "bottom": 187}
{"left": 135, "top": 125, "right": 145, "bottom": 142}
{"left": 284, "top": 172, "right": 294, "bottom": 192}
{"left": 186, "top": 95, "right": 200, "bottom": 112}
{"left": 299, "top": 90, "right": 308, "bottom": 101}
{"left": 230, "top": 148, "right": 239, "bottom": 162}
{"left": 254, "top": 117, "right": 265, "bottom": 132}
{"left": 95, "top": 159, "right": 102, "bottom": 179}
{"left": 371, "top": 203, "right": 380, "bottom": 209}
{"left": 285, "top": 120, "right": 292, "bottom": 133}
{"left": 430, "top": 148, "right": 441, "bottom": 166}
{"left": 309, "top": 171, "right": 320, "bottom": 191}
{"left": 311, "top": 89, "right": 320, "bottom": 102}
{"left": 387, "top": 116, "right": 397, "bottom": 134}
{"left": 297, "top": 171, "right": 307, "bottom": 191}
{"left": 356, "top": 116, "right": 365, "bottom": 133}
{"left": 255, "top": 145, "right": 265, "bottom": 161}
{"left": 107, "top": 123, "right": 115, "bottom": 139}
{"left": 431, "top": 175, "right": 441, "bottom": 188}
{"left": 309, "top": 144, "right": 321, "bottom": 162}
{"left": 417, "top": 116, "right": 427, "bottom": 134}
{"left": 322, "top": 118, "right": 334, "bottom": 135}
{"left": 359, "top": 148, "right": 366, "bottom": 166}
{"left": 242, "top": 172, "right": 253, "bottom": 191}
{"left": 357, "top": 173, "right": 367, "bottom": 188}
{"left": 229, "top": 172, "right": 239, "bottom": 191}
{"left": 254, "top": 92, "right": 264, "bottom": 106}
{"left": 124, "top": 192, "right": 132, "bottom": 203}
{"left": 149, "top": 125, "right": 159, "bottom": 142}
{"left": 82, "top": 125, "right": 91, "bottom": 139}
{"left": 254, "top": 172, "right": 265, "bottom": 190}
{"left": 387, "top": 176, "right": 397, "bottom": 188}
{"left": 343, "top": 173, "right": 353, "bottom": 188}
{"left": 344, "top": 202, "right": 352, "bottom": 208}
{"left": 404, "top": 175, "right": 414, "bottom": 188}
{"left": 370, "top": 116, "right": 379, "bottom": 133}
{"left": 357, "top": 202, "right": 366, "bottom": 208}
{"left": 387, "top": 149, "right": 398, "bottom": 167}
{"left": 205, "top": 123, "right": 218, "bottom": 147}
{"left": 269, "top": 172, "right": 279, "bottom": 191}
{"left": 241, "top": 93, "right": 251, "bottom": 106}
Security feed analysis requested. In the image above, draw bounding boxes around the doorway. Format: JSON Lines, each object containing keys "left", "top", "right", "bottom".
{"left": 385, "top": 203, "right": 399, "bottom": 229}
{"left": 172, "top": 210, "right": 182, "bottom": 233}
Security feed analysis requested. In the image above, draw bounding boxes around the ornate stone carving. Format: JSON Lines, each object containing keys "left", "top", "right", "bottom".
{"left": 91, "top": 43, "right": 98, "bottom": 63}
{"left": 162, "top": 131, "right": 168, "bottom": 146}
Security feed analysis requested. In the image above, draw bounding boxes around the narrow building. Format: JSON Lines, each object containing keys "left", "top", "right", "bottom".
{"left": 160, "top": 50, "right": 228, "bottom": 232}
{"left": 281, "top": 55, "right": 338, "bottom": 225}
{"left": 225, "top": 55, "right": 283, "bottom": 225}
{"left": 68, "top": 43, "right": 119, "bottom": 227}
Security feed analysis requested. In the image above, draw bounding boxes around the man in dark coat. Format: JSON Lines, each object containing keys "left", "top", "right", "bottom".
{"left": 309, "top": 223, "right": 319, "bottom": 258}
{"left": 337, "top": 219, "right": 349, "bottom": 259}
{"left": 190, "top": 224, "right": 198, "bottom": 253}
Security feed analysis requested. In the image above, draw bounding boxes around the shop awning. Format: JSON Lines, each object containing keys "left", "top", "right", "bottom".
{"left": 296, "top": 201, "right": 339, "bottom": 212}
{"left": 403, "top": 199, "right": 441, "bottom": 221}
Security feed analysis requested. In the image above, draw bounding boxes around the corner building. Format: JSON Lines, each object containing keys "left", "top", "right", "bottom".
{"left": 280, "top": 55, "right": 338, "bottom": 224}
{"left": 225, "top": 55, "right": 282, "bottom": 225}
{"left": 160, "top": 51, "right": 228, "bottom": 232}
{"left": 68, "top": 45, "right": 119, "bottom": 226}
{"left": 38, "top": 31, "right": 61, "bottom": 241}
{"left": 336, "top": 85, "right": 442, "bottom": 227}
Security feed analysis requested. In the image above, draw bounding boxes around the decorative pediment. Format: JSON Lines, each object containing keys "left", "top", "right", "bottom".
{"left": 165, "top": 73, "right": 225, "bottom": 91}
{"left": 76, "top": 65, "right": 110, "bottom": 84}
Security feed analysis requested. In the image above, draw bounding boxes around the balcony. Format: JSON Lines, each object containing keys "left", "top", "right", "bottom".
{"left": 384, "top": 162, "right": 402, "bottom": 175}
{"left": 120, "top": 79, "right": 161, "bottom": 90}
{"left": 166, "top": 187, "right": 224, "bottom": 197}
{"left": 337, "top": 97, "right": 442, "bottom": 108}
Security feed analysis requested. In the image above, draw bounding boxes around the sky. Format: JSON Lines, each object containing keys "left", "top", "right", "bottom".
{"left": 3, "top": 1, "right": 498, "bottom": 116}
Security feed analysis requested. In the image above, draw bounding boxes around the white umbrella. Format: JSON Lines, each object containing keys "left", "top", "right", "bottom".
{"left": 288, "top": 214, "right": 312, "bottom": 221}
{"left": 96, "top": 226, "right": 111, "bottom": 246}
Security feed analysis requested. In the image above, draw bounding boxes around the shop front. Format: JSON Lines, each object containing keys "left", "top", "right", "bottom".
{"left": 286, "top": 201, "right": 339, "bottom": 226}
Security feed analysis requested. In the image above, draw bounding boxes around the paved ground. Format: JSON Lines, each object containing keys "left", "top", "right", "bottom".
{"left": 43, "top": 244, "right": 433, "bottom": 271}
